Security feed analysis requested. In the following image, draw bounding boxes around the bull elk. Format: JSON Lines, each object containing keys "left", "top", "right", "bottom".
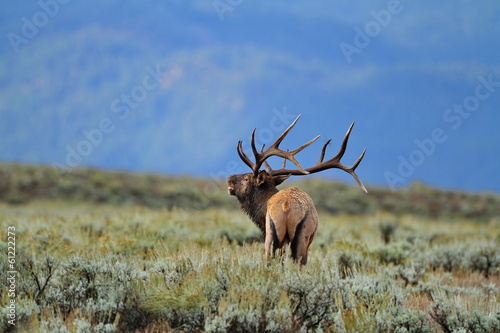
{"left": 227, "top": 114, "right": 367, "bottom": 265}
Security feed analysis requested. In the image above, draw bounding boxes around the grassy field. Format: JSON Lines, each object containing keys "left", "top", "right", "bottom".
{"left": 0, "top": 164, "right": 499, "bottom": 332}
{"left": 1, "top": 199, "right": 499, "bottom": 332}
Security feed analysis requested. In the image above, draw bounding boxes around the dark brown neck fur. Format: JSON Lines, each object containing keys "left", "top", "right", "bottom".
{"left": 237, "top": 185, "right": 279, "bottom": 234}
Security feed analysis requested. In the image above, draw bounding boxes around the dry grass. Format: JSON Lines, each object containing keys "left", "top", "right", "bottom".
{"left": 0, "top": 200, "right": 498, "bottom": 332}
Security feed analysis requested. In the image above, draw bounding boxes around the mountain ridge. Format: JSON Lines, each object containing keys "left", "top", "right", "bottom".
{"left": 1, "top": 1, "right": 499, "bottom": 192}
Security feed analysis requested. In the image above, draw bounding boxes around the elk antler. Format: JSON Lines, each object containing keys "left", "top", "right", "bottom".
{"left": 237, "top": 114, "right": 367, "bottom": 193}
{"left": 237, "top": 114, "right": 319, "bottom": 176}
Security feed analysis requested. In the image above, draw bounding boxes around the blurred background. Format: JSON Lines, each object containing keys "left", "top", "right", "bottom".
{"left": 1, "top": 0, "right": 499, "bottom": 193}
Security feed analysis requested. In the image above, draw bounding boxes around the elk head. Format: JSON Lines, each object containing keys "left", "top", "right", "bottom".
{"left": 227, "top": 114, "right": 367, "bottom": 264}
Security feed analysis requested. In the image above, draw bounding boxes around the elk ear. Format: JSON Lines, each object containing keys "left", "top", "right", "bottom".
{"left": 255, "top": 170, "right": 268, "bottom": 186}
{"left": 273, "top": 174, "right": 291, "bottom": 186}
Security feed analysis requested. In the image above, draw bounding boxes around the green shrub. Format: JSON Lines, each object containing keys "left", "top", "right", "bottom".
{"left": 398, "top": 263, "right": 425, "bottom": 286}
{"left": 429, "top": 245, "right": 465, "bottom": 272}
{"left": 385, "top": 308, "right": 431, "bottom": 333}
{"left": 430, "top": 298, "right": 500, "bottom": 333}
{"left": 466, "top": 244, "right": 500, "bottom": 278}
{"left": 379, "top": 219, "right": 398, "bottom": 244}
{"left": 374, "top": 242, "right": 410, "bottom": 265}
{"left": 338, "top": 251, "right": 362, "bottom": 278}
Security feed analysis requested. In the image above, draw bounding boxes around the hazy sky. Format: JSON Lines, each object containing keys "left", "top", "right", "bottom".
{"left": 1, "top": 1, "right": 499, "bottom": 193}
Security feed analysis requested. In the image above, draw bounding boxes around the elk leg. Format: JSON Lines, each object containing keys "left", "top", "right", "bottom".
{"left": 290, "top": 217, "right": 306, "bottom": 262}
{"left": 265, "top": 216, "right": 282, "bottom": 262}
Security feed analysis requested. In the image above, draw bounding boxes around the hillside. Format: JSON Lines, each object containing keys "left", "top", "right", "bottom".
{"left": 1, "top": 163, "right": 499, "bottom": 221}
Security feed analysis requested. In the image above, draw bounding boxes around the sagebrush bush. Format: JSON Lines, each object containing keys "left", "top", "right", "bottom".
{"left": 337, "top": 251, "right": 362, "bottom": 278}
{"left": 398, "top": 263, "right": 425, "bottom": 286}
{"left": 466, "top": 244, "right": 500, "bottom": 278}
{"left": 430, "top": 297, "right": 500, "bottom": 333}
{"left": 428, "top": 245, "right": 466, "bottom": 272}
{"left": 374, "top": 241, "right": 410, "bottom": 265}
{"left": 383, "top": 307, "right": 431, "bottom": 333}
{"left": 379, "top": 219, "right": 398, "bottom": 244}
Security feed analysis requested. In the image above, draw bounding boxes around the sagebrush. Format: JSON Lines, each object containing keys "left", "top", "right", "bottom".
{"left": 1, "top": 201, "right": 498, "bottom": 332}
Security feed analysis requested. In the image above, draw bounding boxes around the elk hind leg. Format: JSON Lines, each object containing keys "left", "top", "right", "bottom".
{"left": 265, "top": 217, "right": 282, "bottom": 263}
{"left": 290, "top": 218, "right": 308, "bottom": 264}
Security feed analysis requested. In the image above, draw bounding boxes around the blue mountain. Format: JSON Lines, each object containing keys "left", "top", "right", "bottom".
{"left": 1, "top": 1, "right": 499, "bottom": 193}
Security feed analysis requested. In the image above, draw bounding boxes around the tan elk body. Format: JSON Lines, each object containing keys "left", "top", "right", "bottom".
{"left": 266, "top": 186, "right": 318, "bottom": 265}
{"left": 228, "top": 115, "right": 367, "bottom": 265}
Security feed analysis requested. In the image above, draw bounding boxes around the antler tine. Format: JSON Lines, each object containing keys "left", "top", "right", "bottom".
{"left": 263, "top": 161, "right": 272, "bottom": 173}
{"left": 341, "top": 148, "right": 367, "bottom": 193}
{"left": 290, "top": 135, "right": 321, "bottom": 155}
{"left": 318, "top": 139, "right": 332, "bottom": 164}
{"left": 352, "top": 148, "right": 366, "bottom": 171}
{"left": 330, "top": 122, "right": 355, "bottom": 162}
{"left": 237, "top": 141, "right": 255, "bottom": 170}
{"left": 281, "top": 156, "right": 287, "bottom": 169}
{"left": 250, "top": 128, "right": 259, "bottom": 163}
{"left": 260, "top": 144, "right": 273, "bottom": 173}
{"left": 348, "top": 168, "right": 368, "bottom": 193}
{"left": 266, "top": 114, "right": 302, "bottom": 150}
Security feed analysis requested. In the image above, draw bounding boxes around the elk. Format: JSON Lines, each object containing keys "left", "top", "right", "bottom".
{"left": 227, "top": 114, "right": 367, "bottom": 265}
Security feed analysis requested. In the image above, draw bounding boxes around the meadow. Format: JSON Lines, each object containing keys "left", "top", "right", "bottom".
{"left": 0, "top": 164, "right": 499, "bottom": 332}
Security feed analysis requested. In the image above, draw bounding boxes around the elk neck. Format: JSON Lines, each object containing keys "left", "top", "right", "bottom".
{"left": 239, "top": 184, "right": 279, "bottom": 234}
